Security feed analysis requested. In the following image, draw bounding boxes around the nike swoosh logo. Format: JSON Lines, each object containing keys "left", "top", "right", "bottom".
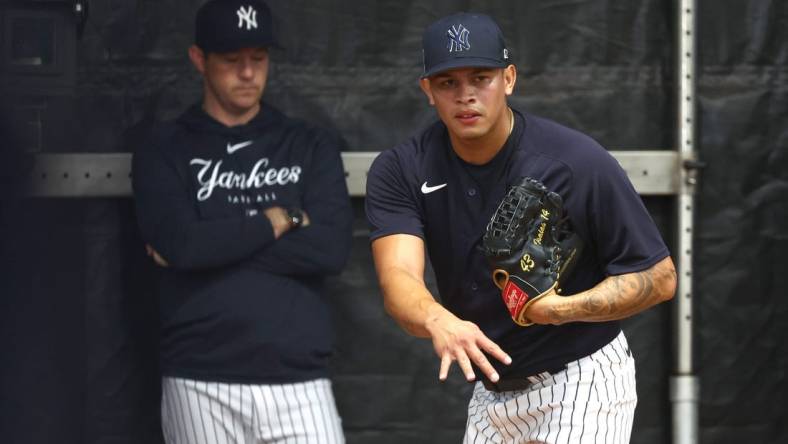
{"left": 421, "top": 181, "right": 448, "bottom": 194}
{"left": 227, "top": 140, "right": 254, "bottom": 154}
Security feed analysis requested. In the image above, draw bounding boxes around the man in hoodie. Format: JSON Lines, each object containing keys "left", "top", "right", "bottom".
{"left": 132, "top": 1, "right": 351, "bottom": 442}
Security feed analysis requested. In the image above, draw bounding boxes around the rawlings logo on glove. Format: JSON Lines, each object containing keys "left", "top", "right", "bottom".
{"left": 481, "top": 177, "right": 583, "bottom": 326}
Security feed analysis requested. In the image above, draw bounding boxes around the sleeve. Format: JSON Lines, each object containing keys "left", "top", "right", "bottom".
{"left": 568, "top": 146, "right": 670, "bottom": 276}
{"left": 242, "top": 131, "right": 353, "bottom": 276}
{"left": 131, "top": 129, "right": 277, "bottom": 270}
{"left": 364, "top": 148, "right": 424, "bottom": 241}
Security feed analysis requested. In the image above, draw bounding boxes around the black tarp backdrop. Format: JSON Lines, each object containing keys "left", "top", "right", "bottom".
{"left": 0, "top": 0, "right": 785, "bottom": 443}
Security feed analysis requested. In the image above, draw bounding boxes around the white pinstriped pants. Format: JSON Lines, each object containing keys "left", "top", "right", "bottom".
{"left": 464, "top": 331, "right": 637, "bottom": 444}
{"left": 161, "top": 377, "right": 344, "bottom": 444}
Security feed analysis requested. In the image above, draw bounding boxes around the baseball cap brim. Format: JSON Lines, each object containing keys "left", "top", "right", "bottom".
{"left": 199, "top": 38, "right": 283, "bottom": 54}
{"left": 422, "top": 57, "right": 509, "bottom": 78}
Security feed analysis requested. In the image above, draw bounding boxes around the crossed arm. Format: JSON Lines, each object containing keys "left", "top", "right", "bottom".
{"left": 134, "top": 132, "right": 352, "bottom": 274}
{"left": 144, "top": 206, "right": 307, "bottom": 267}
{"left": 371, "top": 234, "right": 677, "bottom": 383}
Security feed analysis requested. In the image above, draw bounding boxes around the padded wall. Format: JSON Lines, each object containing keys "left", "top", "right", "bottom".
{"left": 1, "top": 1, "right": 785, "bottom": 443}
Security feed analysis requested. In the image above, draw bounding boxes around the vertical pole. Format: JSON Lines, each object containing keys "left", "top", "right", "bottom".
{"left": 672, "top": 0, "right": 700, "bottom": 443}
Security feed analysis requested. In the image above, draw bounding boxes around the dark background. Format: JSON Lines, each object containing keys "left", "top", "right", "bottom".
{"left": 1, "top": 0, "right": 786, "bottom": 443}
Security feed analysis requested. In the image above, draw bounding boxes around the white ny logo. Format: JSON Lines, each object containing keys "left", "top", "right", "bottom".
{"left": 447, "top": 24, "right": 470, "bottom": 52}
{"left": 237, "top": 6, "right": 258, "bottom": 30}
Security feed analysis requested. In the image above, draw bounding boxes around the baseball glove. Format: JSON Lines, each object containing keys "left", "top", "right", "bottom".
{"left": 481, "top": 177, "right": 583, "bottom": 326}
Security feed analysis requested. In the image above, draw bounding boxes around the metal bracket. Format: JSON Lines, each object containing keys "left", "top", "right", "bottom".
{"left": 681, "top": 158, "right": 706, "bottom": 186}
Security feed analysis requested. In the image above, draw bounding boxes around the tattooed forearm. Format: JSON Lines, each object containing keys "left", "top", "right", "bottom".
{"left": 550, "top": 256, "right": 677, "bottom": 323}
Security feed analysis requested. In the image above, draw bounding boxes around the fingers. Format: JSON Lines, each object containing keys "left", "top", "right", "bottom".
{"left": 431, "top": 317, "right": 511, "bottom": 384}
{"left": 437, "top": 341, "right": 511, "bottom": 383}
{"left": 465, "top": 347, "right": 494, "bottom": 382}
{"left": 439, "top": 354, "right": 452, "bottom": 381}
{"left": 472, "top": 346, "right": 512, "bottom": 382}
{"left": 438, "top": 350, "right": 476, "bottom": 382}
{"left": 479, "top": 336, "right": 513, "bottom": 366}
{"left": 153, "top": 251, "right": 169, "bottom": 267}
{"left": 263, "top": 206, "right": 290, "bottom": 238}
{"left": 456, "top": 352, "right": 476, "bottom": 382}
{"left": 146, "top": 245, "right": 170, "bottom": 267}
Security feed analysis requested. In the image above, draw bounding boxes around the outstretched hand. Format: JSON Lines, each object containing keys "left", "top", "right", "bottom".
{"left": 425, "top": 307, "right": 511, "bottom": 383}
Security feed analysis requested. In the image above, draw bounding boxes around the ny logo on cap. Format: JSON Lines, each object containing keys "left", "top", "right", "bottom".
{"left": 237, "top": 5, "right": 258, "bottom": 30}
{"left": 447, "top": 24, "right": 470, "bottom": 52}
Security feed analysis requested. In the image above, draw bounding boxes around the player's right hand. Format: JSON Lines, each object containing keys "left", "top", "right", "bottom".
{"left": 424, "top": 306, "right": 512, "bottom": 383}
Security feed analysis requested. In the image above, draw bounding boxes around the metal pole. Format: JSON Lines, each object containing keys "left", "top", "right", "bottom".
{"left": 672, "top": 0, "right": 700, "bottom": 443}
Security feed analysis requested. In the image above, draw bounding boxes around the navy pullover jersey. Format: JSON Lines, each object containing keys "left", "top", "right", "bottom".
{"left": 132, "top": 103, "right": 353, "bottom": 384}
{"left": 365, "top": 109, "right": 669, "bottom": 378}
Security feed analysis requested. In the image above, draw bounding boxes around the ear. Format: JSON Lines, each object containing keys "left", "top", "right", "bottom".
{"left": 419, "top": 78, "right": 436, "bottom": 106}
{"left": 188, "top": 45, "right": 206, "bottom": 75}
{"left": 503, "top": 64, "right": 517, "bottom": 96}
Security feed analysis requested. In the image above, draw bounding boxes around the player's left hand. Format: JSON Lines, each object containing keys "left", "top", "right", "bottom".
{"left": 146, "top": 244, "right": 170, "bottom": 268}
{"left": 481, "top": 176, "right": 584, "bottom": 327}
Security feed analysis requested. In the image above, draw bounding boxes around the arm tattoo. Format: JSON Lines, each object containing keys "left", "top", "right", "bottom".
{"left": 551, "top": 257, "right": 676, "bottom": 323}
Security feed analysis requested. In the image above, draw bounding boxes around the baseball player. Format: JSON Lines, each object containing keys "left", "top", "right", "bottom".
{"left": 365, "top": 12, "right": 677, "bottom": 444}
{"left": 131, "top": 1, "right": 351, "bottom": 443}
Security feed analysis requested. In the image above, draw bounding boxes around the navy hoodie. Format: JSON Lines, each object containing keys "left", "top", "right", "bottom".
{"left": 132, "top": 103, "right": 353, "bottom": 383}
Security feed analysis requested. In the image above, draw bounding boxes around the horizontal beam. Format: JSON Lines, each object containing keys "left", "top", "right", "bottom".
{"left": 611, "top": 150, "right": 679, "bottom": 196}
{"left": 25, "top": 151, "right": 679, "bottom": 198}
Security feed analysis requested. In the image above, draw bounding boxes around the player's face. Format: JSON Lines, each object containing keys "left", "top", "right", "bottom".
{"left": 190, "top": 46, "right": 269, "bottom": 116}
{"left": 420, "top": 66, "right": 516, "bottom": 142}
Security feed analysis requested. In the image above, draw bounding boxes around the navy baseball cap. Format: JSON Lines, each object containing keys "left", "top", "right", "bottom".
{"left": 421, "top": 12, "right": 511, "bottom": 78}
{"left": 195, "top": 0, "right": 279, "bottom": 53}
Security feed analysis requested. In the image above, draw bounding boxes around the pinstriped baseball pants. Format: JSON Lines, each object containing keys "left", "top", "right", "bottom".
{"left": 464, "top": 331, "right": 637, "bottom": 444}
{"left": 161, "top": 377, "right": 345, "bottom": 444}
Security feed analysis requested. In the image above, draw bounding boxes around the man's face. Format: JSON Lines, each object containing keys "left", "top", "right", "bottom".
{"left": 190, "top": 46, "right": 269, "bottom": 115}
{"left": 420, "top": 66, "right": 516, "bottom": 141}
